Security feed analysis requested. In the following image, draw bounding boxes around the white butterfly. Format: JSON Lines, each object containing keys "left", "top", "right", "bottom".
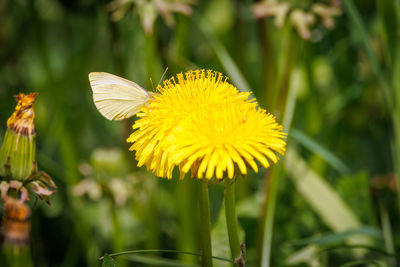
{"left": 88, "top": 72, "right": 153, "bottom": 120}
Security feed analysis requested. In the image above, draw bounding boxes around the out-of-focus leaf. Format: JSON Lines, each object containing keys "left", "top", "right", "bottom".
{"left": 203, "top": 0, "right": 234, "bottom": 34}
{"left": 236, "top": 193, "right": 262, "bottom": 219}
{"left": 340, "top": 260, "right": 381, "bottom": 267}
{"left": 284, "top": 147, "right": 371, "bottom": 246}
{"left": 285, "top": 245, "right": 320, "bottom": 266}
{"left": 343, "top": 0, "right": 392, "bottom": 106}
{"left": 290, "top": 128, "right": 351, "bottom": 174}
{"left": 102, "top": 254, "right": 120, "bottom": 267}
{"left": 289, "top": 226, "right": 381, "bottom": 246}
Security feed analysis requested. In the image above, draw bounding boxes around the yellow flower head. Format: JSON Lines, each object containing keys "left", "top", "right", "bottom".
{"left": 127, "top": 70, "right": 286, "bottom": 180}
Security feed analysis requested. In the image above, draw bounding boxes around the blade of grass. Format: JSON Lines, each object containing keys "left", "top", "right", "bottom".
{"left": 343, "top": 0, "right": 392, "bottom": 107}
{"left": 260, "top": 59, "right": 299, "bottom": 267}
{"left": 288, "top": 226, "right": 381, "bottom": 247}
{"left": 320, "top": 244, "right": 398, "bottom": 258}
{"left": 340, "top": 260, "right": 381, "bottom": 267}
{"left": 196, "top": 17, "right": 251, "bottom": 93}
{"left": 284, "top": 147, "right": 371, "bottom": 247}
{"left": 290, "top": 128, "right": 351, "bottom": 174}
{"left": 376, "top": 0, "right": 398, "bottom": 66}
{"left": 379, "top": 202, "right": 397, "bottom": 266}
{"left": 345, "top": 0, "right": 400, "bottom": 219}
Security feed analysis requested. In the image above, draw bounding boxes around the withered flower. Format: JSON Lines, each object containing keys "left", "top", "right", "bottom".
{"left": 1, "top": 182, "right": 31, "bottom": 246}
{"left": 252, "top": 0, "right": 342, "bottom": 40}
{"left": 0, "top": 93, "right": 57, "bottom": 204}
{"left": 108, "top": 0, "right": 194, "bottom": 35}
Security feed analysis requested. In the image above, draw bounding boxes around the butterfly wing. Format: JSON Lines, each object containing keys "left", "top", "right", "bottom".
{"left": 89, "top": 72, "right": 150, "bottom": 120}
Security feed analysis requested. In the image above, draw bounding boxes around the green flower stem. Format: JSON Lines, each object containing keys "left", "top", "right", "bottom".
{"left": 224, "top": 177, "right": 241, "bottom": 264}
{"left": 260, "top": 26, "right": 300, "bottom": 267}
{"left": 199, "top": 180, "right": 213, "bottom": 267}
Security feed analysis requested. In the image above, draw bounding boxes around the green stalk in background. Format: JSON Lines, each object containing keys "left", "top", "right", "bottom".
{"left": 173, "top": 16, "right": 199, "bottom": 265}
{"left": 260, "top": 163, "right": 283, "bottom": 267}
{"left": 270, "top": 25, "right": 295, "bottom": 114}
{"left": 378, "top": 202, "right": 396, "bottom": 266}
{"left": 260, "top": 27, "right": 301, "bottom": 266}
{"left": 143, "top": 29, "right": 161, "bottom": 255}
{"left": 224, "top": 177, "right": 243, "bottom": 266}
{"left": 199, "top": 180, "right": 213, "bottom": 267}
{"left": 344, "top": 0, "right": 400, "bottom": 211}
{"left": 344, "top": 0, "right": 400, "bottom": 204}
{"left": 173, "top": 15, "right": 190, "bottom": 70}
{"left": 258, "top": 20, "right": 277, "bottom": 109}
{"left": 145, "top": 31, "right": 158, "bottom": 90}
{"left": 375, "top": 1, "right": 400, "bottom": 260}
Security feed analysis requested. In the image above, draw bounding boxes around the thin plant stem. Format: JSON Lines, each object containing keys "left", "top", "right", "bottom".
{"left": 224, "top": 177, "right": 241, "bottom": 265}
{"left": 260, "top": 32, "right": 300, "bottom": 267}
{"left": 198, "top": 180, "right": 213, "bottom": 267}
{"left": 260, "top": 164, "right": 283, "bottom": 267}
{"left": 379, "top": 201, "right": 397, "bottom": 266}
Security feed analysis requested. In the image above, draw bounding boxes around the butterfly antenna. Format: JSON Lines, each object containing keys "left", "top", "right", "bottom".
{"left": 150, "top": 77, "right": 155, "bottom": 92}
{"left": 157, "top": 67, "right": 169, "bottom": 88}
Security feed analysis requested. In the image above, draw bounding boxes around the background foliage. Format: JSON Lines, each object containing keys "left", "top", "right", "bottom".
{"left": 0, "top": 0, "right": 399, "bottom": 266}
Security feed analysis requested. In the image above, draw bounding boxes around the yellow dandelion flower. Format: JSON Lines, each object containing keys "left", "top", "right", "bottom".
{"left": 127, "top": 70, "right": 286, "bottom": 179}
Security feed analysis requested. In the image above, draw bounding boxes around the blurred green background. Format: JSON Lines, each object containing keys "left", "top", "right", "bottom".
{"left": 0, "top": 0, "right": 399, "bottom": 266}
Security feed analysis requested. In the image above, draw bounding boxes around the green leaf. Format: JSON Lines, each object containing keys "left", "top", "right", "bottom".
{"left": 236, "top": 193, "right": 262, "bottom": 219}
{"left": 102, "top": 255, "right": 120, "bottom": 267}
{"left": 340, "top": 260, "right": 381, "bottom": 267}
{"left": 284, "top": 147, "right": 371, "bottom": 247}
{"left": 289, "top": 226, "right": 381, "bottom": 247}
{"left": 290, "top": 128, "right": 351, "bottom": 174}
{"left": 285, "top": 245, "right": 319, "bottom": 266}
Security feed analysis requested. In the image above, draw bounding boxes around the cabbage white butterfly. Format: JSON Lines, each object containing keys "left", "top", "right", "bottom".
{"left": 88, "top": 72, "right": 153, "bottom": 120}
